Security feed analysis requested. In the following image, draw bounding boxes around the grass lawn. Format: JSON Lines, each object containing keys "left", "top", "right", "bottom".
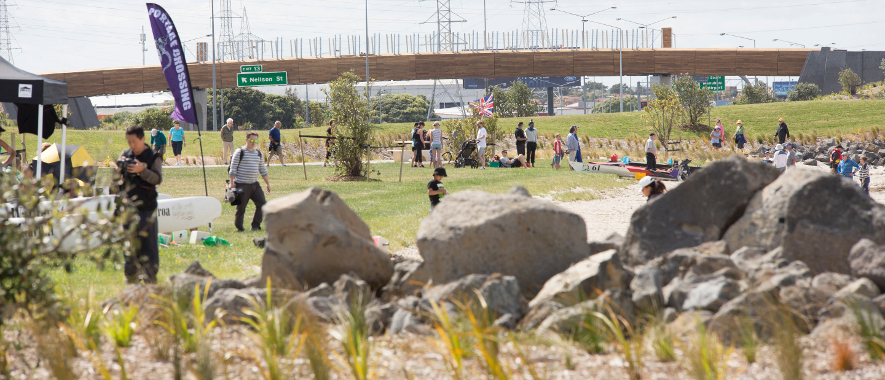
{"left": 20, "top": 100, "right": 885, "bottom": 164}
{"left": 52, "top": 161, "right": 628, "bottom": 303}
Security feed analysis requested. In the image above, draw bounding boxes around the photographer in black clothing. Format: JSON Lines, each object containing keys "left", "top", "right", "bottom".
{"left": 116, "top": 125, "right": 163, "bottom": 284}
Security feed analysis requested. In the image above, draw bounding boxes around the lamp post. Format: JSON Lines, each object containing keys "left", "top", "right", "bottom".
{"left": 549, "top": 6, "right": 616, "bottom": 38}
{"left": 550, "top": 6, "right": 616, "bottom": 114}
{"left": 211, "top": 0, "right": 217, "bottom": 132}
{"left": 584, "top": 20, "right": 624, "bottom": 112}
{"left": 773, "top": 39, "right": 805, "bottom": 48}
{"left": 720, "top": 33, "right": 756, "bottom": 48}
{"left": 616, "top": 16, "right": 675, "bottom": 48}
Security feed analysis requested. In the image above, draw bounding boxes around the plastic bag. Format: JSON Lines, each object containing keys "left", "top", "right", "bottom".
{"left": 202, "top": 236, "right": 232, "bottom": 247}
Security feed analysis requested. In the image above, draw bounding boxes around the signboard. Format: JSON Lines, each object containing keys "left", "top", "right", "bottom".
{"left": 773, "top": 81, "right": 798, "bottom": 96}
{"left": 240, "top": 65, "right": 262, "bottom": 73}
{"left": 237, "top": 71, "right": 288, "bottom": 87}
{"left": 463, "top": 76, "right": 581, "bottom": 89}
{"left": 694, "top": 76, "right": 725, "bottom": 91}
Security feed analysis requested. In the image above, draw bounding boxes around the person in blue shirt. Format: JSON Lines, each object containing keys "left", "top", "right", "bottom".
{"left": 169, "top": 121, "right": 186, "bottom": 166}
{"left": 150, "top": 128, "right": 167, "bottom": 160}
{"left": 838, "top": 156, "right": 859, "bottom": 179}
{"left": 266, "top": 121, "right": 287, "bottom": 167}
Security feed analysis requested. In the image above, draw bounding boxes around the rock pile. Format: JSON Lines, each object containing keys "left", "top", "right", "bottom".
{"left": 105, "top": 158, "right": 885, "bottom": 346}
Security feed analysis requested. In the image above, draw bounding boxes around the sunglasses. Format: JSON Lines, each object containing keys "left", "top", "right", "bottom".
{"left": 248, "top": 139, "right": 259, "bottom": 143}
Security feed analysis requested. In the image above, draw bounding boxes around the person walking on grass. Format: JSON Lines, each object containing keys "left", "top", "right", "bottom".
{"left": 150, "top": 128, "right": 167, "bottom": 161}
{"left": 839, "top": 154, "right": 859, "bottom": 180}
{"left": 858, "top": 156, "right": 871, "bottom": 193}
{"left": 476, "top": 120, "right": 488, "bottom": 169}
{"left": 733, "top": 120, "right": 747, "bottom": 150}
{"left": 710, "top": 122, "right": 723, "bottom": 150}
{"left": 325, "top": 119, "right": 336, "bottom": 167}
{"left": 430, "top": 121, "right": 443, "bottom": 168}
{"left": 427, "top": 167, "right": 448, "bottom": 211}
{"left": 775, "top": 118, "right": 790, "bottom": 145}
{"left": 525, "top": 120, "right": 538, "bottom": 167}
{"left": 552, "top": 133, "right": 564, "bottom": 170}
{"left": 566, "top": 125, "right": 581, "bottom": 169}
{"left": 266, "top": 121, "right": 287, "bottom": 167}
{"left": 515, "top": 122, "right": 527, "bottom": 159}
{"left": 221, "top": 118, "right": 235, "bottom": 165}
{"left": 411, "top": 122, "right": 425, "bottom": 168}
{"left": 170, "top": 120, "right": 186, "bottom": 165}
{"left": 115, "top": 125, "right": 163, "bottom": 284}
{"left": 229, "top": 131, "right": 271, "bottom": 232}
{"left": 645, "top": 133, "right": 657, "bottom": 171}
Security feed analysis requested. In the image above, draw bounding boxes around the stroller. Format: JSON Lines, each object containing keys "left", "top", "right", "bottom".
{"left": 454, "top": 140, "right": 481, "bottom": 169}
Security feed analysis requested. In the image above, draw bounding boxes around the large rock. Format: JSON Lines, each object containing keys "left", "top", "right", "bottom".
{"left": 834, "top": 278, "right": 881, "bottom": 299}
{"left": 416, "top": 189, "right": 590, "bottom": 293}
{"left": 168, "top": 273, "right": 246, "bottom": 302}
{"left": 420, "top": 274, "right": 524, "bottom": 322}
{"left": 529, "top": 249, "right": 632, "bottom": 309}
{"left": 723, "top": 168, "right": 885, "bottom": 274}
{"left": 849, "top": 239, "right": 885, "bottom": 290}
{"left": 630, "top": 267, "right": 664, "bottom": 313}
{"left": 204, "top": 287, "right": 300, "bottom": 324}
{"left": 261, "top": 188, "right": 394, "bottom": 290}
{"left": 663, "top": 272, "right": 743, "bottom": 312}
{"left": 536, "top": 289, "right": 634, "bottom": 334}
{"left": 811, "top": 272, "right": 853, "bottom": 296}
{"left": 622, "top": 156, "right": 779, "bottom": 265}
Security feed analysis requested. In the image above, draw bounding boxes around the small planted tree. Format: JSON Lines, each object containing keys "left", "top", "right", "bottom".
{"left": 734, "top": 82, "right": 778, "bottom": 105}
{"left": 508, "top": 80, "right": 540, "bottom": 117}
{"left": 642, "top": 84, "right": 684, "bottom": 154}
{"left": 673, "top": 75, "right": 713, "bottom": 129}
{"left": 787, "top": 83, "right": 821, "bottom": 101}
{"left": 325, "top": 71, "right": 375, "bottom": 178}
{"left": 839, "top": 68, "right": 862, "bottom": 95}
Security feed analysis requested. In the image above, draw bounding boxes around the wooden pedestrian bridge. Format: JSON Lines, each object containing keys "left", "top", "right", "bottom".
{"left": 41, "top": 48, "right": 813, "bottom": 98}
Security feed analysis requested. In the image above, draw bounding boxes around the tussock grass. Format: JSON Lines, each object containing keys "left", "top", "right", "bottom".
{"left": 681, "top": 319, "right": 732, "bottom": 380}
{"left": 152, "top": 280, "right": 219, "bottom": 353}
{"left": 330, "top": 292, "right": 375, "bottom": 380}
{"left": 592, "top": 304, "right": 644, "bottom": 380}
{"left": 736, "top": 315, "right": 759, "bottom": 364}
{"left": 102, "top": 304, "right": 139, "bottom": 348}
{"left": 849, "top": 301, "right": 885, "bottom": 360}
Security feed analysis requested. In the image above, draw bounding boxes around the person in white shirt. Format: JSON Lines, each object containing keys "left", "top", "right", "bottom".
{"left": 525, "top": 120, "right": 538, "bottom": 167}
{"left": 772, "top": 144, "right": 789, "bottom": 170}
{"left": 430, "top": 121, "right": 443, "bottom": 168}
{"left": 475, "top": 121, "right": 488, "bottom": 169}
{"left": 645, "top": 133, "right": 657, "bottom": 171}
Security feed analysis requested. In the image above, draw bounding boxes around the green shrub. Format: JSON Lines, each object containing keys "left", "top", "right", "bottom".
{"left": 734, "top": 82, "right": 778, "bottom": 105}
{"left": 787, "top": 83, "right": 821, "bottom": 101}
{"left": 839, "top": 68, "right": 862, "bottom": 95}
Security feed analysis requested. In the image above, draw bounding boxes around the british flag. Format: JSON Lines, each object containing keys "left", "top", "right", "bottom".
{"left": 470, "top": 93, "right": 494, "bottom": 117}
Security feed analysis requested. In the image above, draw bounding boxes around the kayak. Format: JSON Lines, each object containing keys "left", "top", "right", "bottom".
{"left": 569, "top": 159, "right": 702, "bottom": 181}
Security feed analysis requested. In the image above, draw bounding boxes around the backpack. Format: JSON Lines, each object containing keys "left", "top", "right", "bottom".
{"left": 830, "top": 149, "right": 841, "bottom": 164}
{"left": 228, "top": 146, "right": 262, "bottom": 175}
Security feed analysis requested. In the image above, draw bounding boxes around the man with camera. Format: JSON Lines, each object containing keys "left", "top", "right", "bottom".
{"left": 116, "top": 125, "right": 163, "bottom": 284}
{"left": 228, "top": 131, "right": 271, "bottom": 232}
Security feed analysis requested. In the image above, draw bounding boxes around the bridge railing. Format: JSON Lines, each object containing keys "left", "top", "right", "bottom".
{"left": 206, "top": 28, "right": 666, "bottom": 62}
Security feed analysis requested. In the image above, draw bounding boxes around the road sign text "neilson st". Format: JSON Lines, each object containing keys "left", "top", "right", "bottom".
{"left": 237, "top": 71, "right": 288, "bottom": 87}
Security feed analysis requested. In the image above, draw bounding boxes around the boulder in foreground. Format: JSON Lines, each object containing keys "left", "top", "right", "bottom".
{"left": 261, "top": 188, "right": 394, "bottom": 290}
{"left": 416, "top": 188, "right": 590, "bottom": 293}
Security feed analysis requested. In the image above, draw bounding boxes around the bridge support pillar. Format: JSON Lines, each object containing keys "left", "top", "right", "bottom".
{"left": 547, "top": 87, "right": 554, "bottom": 116}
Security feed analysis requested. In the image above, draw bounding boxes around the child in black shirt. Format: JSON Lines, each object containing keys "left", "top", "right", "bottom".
{"left": 428, "top": 167, "right": 448, "bottom": 211}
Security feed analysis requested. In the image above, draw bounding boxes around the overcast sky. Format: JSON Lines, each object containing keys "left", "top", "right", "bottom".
{"left": 9, "top": 0, "right": 884, "bottom": 87}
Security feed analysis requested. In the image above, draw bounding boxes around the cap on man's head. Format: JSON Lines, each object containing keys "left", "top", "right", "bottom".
{"left": 433, "top": 167, "right": 447, "bottom": 177}
{"left": 779, "top": 118, "right": 784, "bottom": 122}
{"left": 529, "top": 120, "right": 534, "bottom": 125}
{"left": 638, "top": 175, "right": 655, "bottom": 189}
{"left": 775, "top": 144, "right": 784, "bottom": 151}
{"left": 836, "top": 145, "right": 843, "bottom": 149}
{"left": 518, "top": 122, "right": 523, "bottom": 126}
{"left": 151, "top": 128, "right": 158, "bottom": 136}
{"left": 736, "top": 120, "right": 742, "bottom": 124}
{"left": 785, "top": 142, "right": 793, "bottom": 147}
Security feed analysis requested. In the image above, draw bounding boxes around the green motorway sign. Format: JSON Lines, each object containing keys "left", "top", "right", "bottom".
{"left": 237, "top": 71, "right": 288, "bottom": 87}
{"left": 698, "top": 76, "right": 725, "bottom": 91}
{"left": 240, "top": 65, "right": 262, "bottom": 73}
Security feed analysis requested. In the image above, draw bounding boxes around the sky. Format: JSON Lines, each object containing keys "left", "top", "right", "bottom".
{"left": 7, "top": 0, "right": 884, "bottom": 89}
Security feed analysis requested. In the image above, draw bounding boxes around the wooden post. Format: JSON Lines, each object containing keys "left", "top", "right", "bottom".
{"left": 365, "top": 145, "right": 371, "bottom": 182}
{"left": 299, "top": 132, "right": 307, "bottom": 180}
{"left": 398, "top": 140, "right": 405, "bottom": 182}
{"left": 662, "top": 28, "right": 672, "bottom": 48}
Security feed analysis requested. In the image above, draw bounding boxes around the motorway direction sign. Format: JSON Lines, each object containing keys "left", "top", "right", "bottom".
{"left": 240, "top": 65, "right": 262, "bottom": 73}
{"left": 237, "top": 71, "right": 287, "bottom": 87}
{"left": 695, "top": 76, "right": 725, "bottom": 91}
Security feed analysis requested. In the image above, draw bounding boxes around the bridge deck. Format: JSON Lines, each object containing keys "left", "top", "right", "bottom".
{"left": 40, "top": 48, "right": 813, "bottom": 98}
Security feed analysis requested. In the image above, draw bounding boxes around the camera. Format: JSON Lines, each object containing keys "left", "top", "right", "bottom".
{"left": 117, "top": 157, "right": 137, "bottom": 173}
{"left": 224, "top": 180, "right": 244, "bottom": 205}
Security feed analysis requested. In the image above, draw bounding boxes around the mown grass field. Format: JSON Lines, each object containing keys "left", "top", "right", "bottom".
{"left": 20, "top": 99, "right": 885, "bottom": 163}
{"left": 52, "top": 162, "right": 627, "bottom": 303}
